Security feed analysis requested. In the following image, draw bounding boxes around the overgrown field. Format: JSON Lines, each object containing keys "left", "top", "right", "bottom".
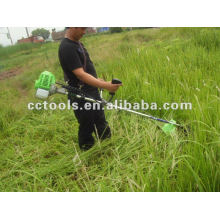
{"left": 0, "top": 28, "right": 219, "bottom": 191}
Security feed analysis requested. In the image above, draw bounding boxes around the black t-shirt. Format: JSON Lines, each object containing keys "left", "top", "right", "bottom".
{"left": 58, "top": 38, "right": 98, "bottom": 94}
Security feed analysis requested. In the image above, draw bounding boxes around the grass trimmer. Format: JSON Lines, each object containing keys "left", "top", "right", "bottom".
{"left": 35, "top": 71, "right": 183, "bottom": 135}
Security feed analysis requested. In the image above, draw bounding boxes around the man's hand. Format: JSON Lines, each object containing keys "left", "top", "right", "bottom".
{"left": 104, "top": 81, "right": 122, "bottom": 93}
{"left": 98, "top": 78, "right": 122, "bottom": 93}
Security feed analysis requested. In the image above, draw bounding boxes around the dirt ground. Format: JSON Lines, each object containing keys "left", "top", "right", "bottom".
{"left": 0, "top": 68, "right": 22, "bottom": 81}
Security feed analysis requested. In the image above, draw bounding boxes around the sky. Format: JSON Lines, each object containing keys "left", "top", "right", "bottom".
{"left": 0, "top": 27, "right": 65, "bottom": 46}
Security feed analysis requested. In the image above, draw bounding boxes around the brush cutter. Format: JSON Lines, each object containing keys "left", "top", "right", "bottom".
{"left": 35, "top": 71, "right": 183, "bottom": 135}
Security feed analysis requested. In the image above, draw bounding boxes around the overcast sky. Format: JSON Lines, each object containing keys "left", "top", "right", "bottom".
{"left": 0, "top": 27, "right": 65, "bottom": 46}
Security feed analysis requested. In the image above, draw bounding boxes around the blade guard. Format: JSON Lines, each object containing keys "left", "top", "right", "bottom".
{"left": 162, "top": 119, "right": 177, "bottom": 135}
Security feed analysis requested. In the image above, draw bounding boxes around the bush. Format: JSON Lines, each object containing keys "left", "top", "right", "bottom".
{"left": 110, "top": 27, "right": 123, "bottom": 33}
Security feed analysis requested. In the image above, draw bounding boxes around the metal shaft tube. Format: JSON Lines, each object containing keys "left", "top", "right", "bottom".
{"left": 107, "top": 103, "right": 181, "bottom": 126}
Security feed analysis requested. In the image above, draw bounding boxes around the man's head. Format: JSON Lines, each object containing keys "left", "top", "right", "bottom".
{"left": 65, "top": 27, "right": 87, "bottom": 41}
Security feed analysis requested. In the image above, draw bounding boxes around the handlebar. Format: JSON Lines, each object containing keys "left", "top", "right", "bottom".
{"left": 109, "top": 78, "right": 122, "bottom": 96}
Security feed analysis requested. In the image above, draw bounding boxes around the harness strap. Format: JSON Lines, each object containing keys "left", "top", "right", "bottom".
{"left": 78, "top": 41, "right": 87, "bottom": 71}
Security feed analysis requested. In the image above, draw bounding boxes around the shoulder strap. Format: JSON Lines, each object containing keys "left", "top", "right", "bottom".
{"left": 78, "top": 41, "right": 87, "bottom": 71}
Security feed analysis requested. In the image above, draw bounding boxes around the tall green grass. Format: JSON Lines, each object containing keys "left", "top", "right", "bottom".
{"left": 0, "top": 43, "right": 43, "bottom": 59}
{"left": 0, "top": 28, "right": 219, "bottom": 191}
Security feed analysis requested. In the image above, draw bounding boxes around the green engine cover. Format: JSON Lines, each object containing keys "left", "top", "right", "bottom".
{"left": 35, "top": 71, "right": 56, "bottom": 90}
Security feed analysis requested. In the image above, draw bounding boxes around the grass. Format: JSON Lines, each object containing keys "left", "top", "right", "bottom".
{"left": 0, "top": 27, "right": 219, "bottom": 191}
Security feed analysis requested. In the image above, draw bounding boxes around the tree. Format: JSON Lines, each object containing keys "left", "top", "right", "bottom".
{"left": 31, "top": 28, "right": 50, "bottom": 40}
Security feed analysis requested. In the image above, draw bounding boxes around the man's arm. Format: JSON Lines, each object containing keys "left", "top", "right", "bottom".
{"left": 73, "top": 67, "right": 122, "bottom": 93}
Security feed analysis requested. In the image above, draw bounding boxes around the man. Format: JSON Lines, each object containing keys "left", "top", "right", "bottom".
{"left": 58, "top": 27, "right": 121, "bottom": 150}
